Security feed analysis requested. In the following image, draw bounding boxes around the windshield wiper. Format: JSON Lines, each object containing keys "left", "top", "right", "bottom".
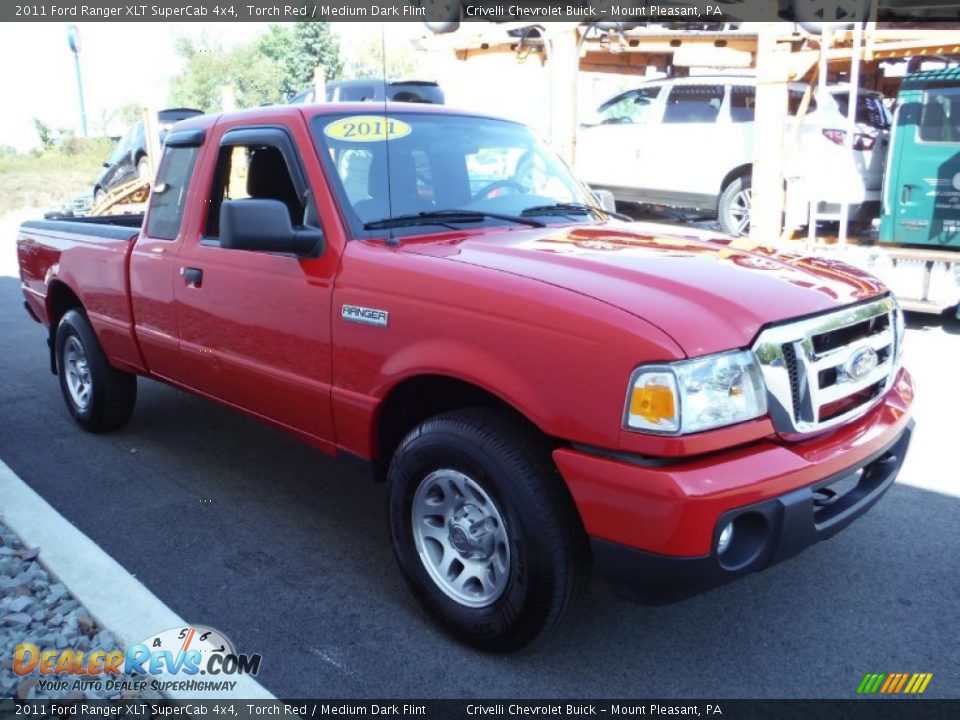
{"left": 363, "top": 209, "right": 545, "bottom": 231}
{"left": 521, "top": 202, "right": 632, "bottom": 222}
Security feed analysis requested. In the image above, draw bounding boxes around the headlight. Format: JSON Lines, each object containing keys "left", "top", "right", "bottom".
{"left": 624, "top": 350, "right": 768, "bottom": 435}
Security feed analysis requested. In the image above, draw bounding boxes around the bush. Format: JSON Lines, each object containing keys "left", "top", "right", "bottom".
{"left": 0, "top": 137, "right": 116, "bottom": 216}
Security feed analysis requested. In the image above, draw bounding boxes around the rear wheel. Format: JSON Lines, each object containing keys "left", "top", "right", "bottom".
{"left": 56, "top": 309, "right": 137, "bottom": 432}
{"left": 719, "top": 175, "right": 752, "bottom": 236}
{"left": 387, "top": 408, "right": 589, "bottom": 652}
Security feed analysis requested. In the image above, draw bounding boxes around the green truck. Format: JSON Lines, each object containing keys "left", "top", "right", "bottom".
{"left": 876, "top": 67, "right": 960, "bottom": 315}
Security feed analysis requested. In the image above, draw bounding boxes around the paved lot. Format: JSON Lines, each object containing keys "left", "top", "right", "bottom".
{"left": 0, "top": 260, "right": 958, "bottom": 699}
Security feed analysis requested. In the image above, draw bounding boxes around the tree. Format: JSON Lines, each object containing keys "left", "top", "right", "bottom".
{"left": 169, "top": 36, "right": 286, "bottom": 112}
{"left": 343, "top": 34, "right": 419, "bottom": 81}
{"left": 33, "top": 119, "right": 54, "bottom": 150}
{"left": 258, "top": 22, "right": 342, "bottom": 99}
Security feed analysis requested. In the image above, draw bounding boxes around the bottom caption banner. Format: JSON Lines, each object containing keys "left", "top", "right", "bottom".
{"left": 1, "top": 700, "right": 955, "bottom": 720}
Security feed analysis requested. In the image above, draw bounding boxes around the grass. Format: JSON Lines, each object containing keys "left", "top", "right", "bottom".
{"left": 0, "top": 138, "right": 114, "bottom": 217}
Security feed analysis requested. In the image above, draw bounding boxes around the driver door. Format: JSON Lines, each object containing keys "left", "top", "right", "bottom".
{"left": 173, "top": 122, "right": 338, "bottom": 444}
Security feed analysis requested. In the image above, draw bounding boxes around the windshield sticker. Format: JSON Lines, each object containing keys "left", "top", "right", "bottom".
{"left": 324, "top": 116, "right": 412, "bottom": 142}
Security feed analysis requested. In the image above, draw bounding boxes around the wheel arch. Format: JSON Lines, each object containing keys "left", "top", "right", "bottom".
{"left": 372, "top": 373, "right": 559, "bottom": 482}
{"left": 46, "top": 281, "right": 85, "bottom": 374}
{"left": 719, "top": 163, "right": 752, "bottom": 198}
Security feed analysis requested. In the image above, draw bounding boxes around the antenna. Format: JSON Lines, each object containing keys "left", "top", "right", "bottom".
{"left": 381, "top": 22, "right": 398, "bottom": 247}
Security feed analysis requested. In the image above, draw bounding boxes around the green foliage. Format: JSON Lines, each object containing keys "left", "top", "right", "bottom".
{"left": 33, "top": 119, "right": 54, "bottom": 150}
{"left": 169, "top": 35, "right": 286, "bottom": 112}
{"left": 0, "top": 137, "right": 114, "bottom": 216}
{"left": 259, "top": 22, "right": 343, "bottom": 99}
{"left": 169, "top": 23, "right": 342, "bottom": 111}
{"left": 100, "top": 103, "right": 143, "bottom": 131}
{"left": 344, "top": 34, "right": 419, "bottom": 81}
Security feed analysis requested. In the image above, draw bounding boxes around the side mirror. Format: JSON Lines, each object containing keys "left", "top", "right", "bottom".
{"left": 220, "top": 199, "right": 324, "bottom": 257}
{"left": 102, "top": 162, "right": 111, "bottom": 168}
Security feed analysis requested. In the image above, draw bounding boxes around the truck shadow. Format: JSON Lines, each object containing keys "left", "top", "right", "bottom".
{"left": 906, "top": 309, "right": 960, "bottom": 336}
{"left": 2, "top": 276, "right": 956, "bottom": 698}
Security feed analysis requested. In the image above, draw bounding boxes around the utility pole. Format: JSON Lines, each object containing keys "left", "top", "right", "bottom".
{"left": 66, "top": 24, "right": 88, "bottom": 137}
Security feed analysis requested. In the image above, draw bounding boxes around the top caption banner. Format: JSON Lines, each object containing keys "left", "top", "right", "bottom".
{"left": 7, "top": 1, "right": 960, "bottom": 24}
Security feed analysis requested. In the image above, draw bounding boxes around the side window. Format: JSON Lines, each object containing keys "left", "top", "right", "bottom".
{"left": 145, "top": 145, "right": 199, "bottom": 240}
{"left": 919, "top": 88, "right": 960, "bottom": 144}
{"left": 205, "top": 143, "right": 305, "bottom": 237}
{"left": 787, "top": 89, "right": 817, "bottom": 116}
{"left": 597, "top": 87, "right": 661, "bottom": 125}
{"left": 663, "top": 85, "right": 725, "bottom": 124}
{"left": 730, "top": 87, "right": 817, "bottom": 123}
{"left": 730, "top": 86, "right": 756, "bottom": 123}
{"left": 109, "top": 127, "right": 135, "bottom": 164}
{"left": 338, "top": 84, "right": 378, "bottom": 101}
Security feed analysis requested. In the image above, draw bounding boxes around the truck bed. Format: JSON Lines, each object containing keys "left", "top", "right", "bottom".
{"left": 17, "top": 215, "right": 143, "bottom": 374}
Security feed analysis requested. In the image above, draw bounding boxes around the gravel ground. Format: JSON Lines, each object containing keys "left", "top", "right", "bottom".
{"left": 0, "top": 521, "right": 155, "bottom": 701}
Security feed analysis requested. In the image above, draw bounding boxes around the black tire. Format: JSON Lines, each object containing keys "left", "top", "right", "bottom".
{"left": 718, "top": 175, "right": 752, "bottom": 237}
{"left": 387, "top": 408, "right": 589, "bottom": 652}
{"left": 56, "top": 309, "right": 137, "bottom": 432}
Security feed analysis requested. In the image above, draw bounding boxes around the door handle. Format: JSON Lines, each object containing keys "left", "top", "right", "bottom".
{"left": 901, "top": 185, "right": 915, "bottom": 204}
{"left": 181, "top": 267, "right": 203, "bottom": 288}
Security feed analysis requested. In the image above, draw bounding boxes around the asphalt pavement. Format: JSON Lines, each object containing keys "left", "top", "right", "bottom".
{"left": 0, "top": 272, "right": 958, "bottom": 699}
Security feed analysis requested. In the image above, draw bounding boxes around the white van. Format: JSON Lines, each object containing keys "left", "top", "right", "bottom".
{"left": 577, "top": 76, "right": 887, "bottom": 235}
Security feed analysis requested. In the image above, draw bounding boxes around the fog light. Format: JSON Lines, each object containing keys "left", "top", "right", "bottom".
{"left": 717, "top": 522, "right": 734, "bottom": 555}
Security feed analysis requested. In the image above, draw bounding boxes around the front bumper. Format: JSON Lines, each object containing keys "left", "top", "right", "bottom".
{"left": 554, "top": 370, "right": 914, "bottom": 603}
{"left": 594, "top": 421, "right": 911, "bottom": 603}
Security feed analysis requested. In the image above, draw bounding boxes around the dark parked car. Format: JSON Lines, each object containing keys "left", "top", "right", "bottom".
{"left": 93, "top": 108, "right": 202, "bottom": 204}
{"left": 289, "top": 79, "right": 445, "bottom": 105}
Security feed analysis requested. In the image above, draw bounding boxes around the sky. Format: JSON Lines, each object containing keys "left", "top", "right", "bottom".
{"left": 0, "top": 21, "right": 633, "bottom": 154}
{"left": 0, "top": 22, "right": 425, "bottom": 152}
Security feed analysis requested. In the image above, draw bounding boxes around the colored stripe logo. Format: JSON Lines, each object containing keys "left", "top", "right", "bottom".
{"left": 857, "top": 673, "right": 933, "bottom": 694}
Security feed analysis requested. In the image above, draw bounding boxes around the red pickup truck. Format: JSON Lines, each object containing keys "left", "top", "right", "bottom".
{"left": 17, "top": 104, "right": 914, "bottom": 651}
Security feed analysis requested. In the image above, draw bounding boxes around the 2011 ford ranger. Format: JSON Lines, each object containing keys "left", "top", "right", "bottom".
{"left": 16, "top": 103, "right": 914, "bottom": 651}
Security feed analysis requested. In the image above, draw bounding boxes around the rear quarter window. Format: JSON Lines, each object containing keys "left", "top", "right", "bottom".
{"left": 729, "top": 86, "right": 817, "bottom": 123}
{"left": 145, "top": 145, "right": 200, "bottom": 240}
{"left": 663, "top": 85, "right": 725, "bottom": 124}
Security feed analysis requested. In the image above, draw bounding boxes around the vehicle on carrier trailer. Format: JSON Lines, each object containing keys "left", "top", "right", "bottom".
{"left": 871, "top": 67, "right": 960, "bottom": 315}
{"left": 17, "top": 103, "right": 913, "bottom": 651}
{"left": 577, "top": 76, "right": 886, "bottom": 236}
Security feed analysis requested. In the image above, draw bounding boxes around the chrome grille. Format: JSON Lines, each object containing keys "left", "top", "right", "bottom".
{"left": 752, "top": 296, "right": 902, "bottom": 437}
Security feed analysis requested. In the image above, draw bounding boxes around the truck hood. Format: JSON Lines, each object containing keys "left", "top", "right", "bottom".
{"left": 403, "top": 222, "right": 888, "bottom": 357}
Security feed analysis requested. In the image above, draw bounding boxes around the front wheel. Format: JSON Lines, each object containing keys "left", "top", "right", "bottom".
{"left": 56, "top": 309, "right": 137, "bottom": 432}
{"left": 718, "top": 175, "right": 752, "bottom": 237}
{"left": 387, "top": 408, "right": 589, "bottom": 652}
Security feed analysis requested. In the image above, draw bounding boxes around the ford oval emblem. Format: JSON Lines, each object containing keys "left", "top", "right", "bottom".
{"left": 844, "top": 346, "right": 879, "bottom": 381}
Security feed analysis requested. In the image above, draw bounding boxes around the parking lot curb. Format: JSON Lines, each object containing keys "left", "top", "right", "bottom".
{"left": 0, "top": 457, "right": 276, "bottom": 701}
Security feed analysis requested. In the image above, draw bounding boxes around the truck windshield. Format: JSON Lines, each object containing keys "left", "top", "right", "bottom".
{"left": 311, "top": 111, "right": 602, "bottom": 237}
